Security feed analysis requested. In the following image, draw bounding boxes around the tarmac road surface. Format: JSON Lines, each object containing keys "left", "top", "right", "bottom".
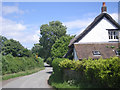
{"left": 2, "top": 63, "right": 53, "bottom": 89}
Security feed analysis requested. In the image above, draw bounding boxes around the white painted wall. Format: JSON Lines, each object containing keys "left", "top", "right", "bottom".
{"left": 73, "top": 48, "right": 78, "bottom": 61}
{"left": 78, "top": 17, "right": 118, "bottom": 43}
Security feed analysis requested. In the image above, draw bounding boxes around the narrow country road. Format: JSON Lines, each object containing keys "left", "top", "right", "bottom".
{"left": 2, "top": 63, "right": 53, "bottom": 88}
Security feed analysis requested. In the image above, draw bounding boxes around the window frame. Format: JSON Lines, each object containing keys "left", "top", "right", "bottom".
{"left": 108, "top": 30, "right": 118, "bottom": 40}
{"left": 92, "top": 51, "right": 101, "bottom": 56}
{"left": 115, "top": 50, "right": 120, "bottom": 56}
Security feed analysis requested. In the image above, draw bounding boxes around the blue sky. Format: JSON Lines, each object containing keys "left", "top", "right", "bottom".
{"left": 1, "top": 2, "right": 119, "bottom": 49}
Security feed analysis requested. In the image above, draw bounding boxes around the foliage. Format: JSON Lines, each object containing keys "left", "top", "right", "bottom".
{"left": 51, "top": 35, "right": 74, "bottom": 58}
{"left": 0, "top": 35, "right": 7, "bottom": 53}
{"left": 2, "top": 39, "right": 32, "bottom": 57}
{"left": 48, "top": 58, "right": 66, "bottom": 87}
{"left": 46, "top": 57, "right": 53, "bottom": 66}
{"left": 39, "top": 21, "right": 67, "bottom": 60}
{"left": 52, "top": 58, "right": 66, "bottom": 74}
{"left": 31, "top": 43, "right": 44, "bottom": 58}
{"left": 2, "top": 54, "right": 44, "bottom": 75}
{"left": 59, "top": 57, "right": 120, "bottom": 88}
{"left": 48, "top": 80, "right": 80, "bottom": 89}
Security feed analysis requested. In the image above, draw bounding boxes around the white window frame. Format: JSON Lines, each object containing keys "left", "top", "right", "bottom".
{"left": 115, "top": 50, "right": 120, "bottom": 56}
{"left": 92, "top": 51, "right": 101, "bottom": 56}
{"left": 108, "top": 31, "right": 118, "bottom": 40}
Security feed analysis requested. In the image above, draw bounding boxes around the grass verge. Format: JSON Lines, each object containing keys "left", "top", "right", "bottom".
{"left": 2, "top": 67, "right": 45, "bottom": 80}
{"left": 48, "top": 73, "right": 81, "bottom": 89}
{"left": 48, "top": 73, "right": 100, "bottom": 89}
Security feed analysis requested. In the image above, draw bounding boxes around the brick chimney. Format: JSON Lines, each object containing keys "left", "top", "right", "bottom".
{"left": 101, "top": 2, "right": 107, "bottom": 13}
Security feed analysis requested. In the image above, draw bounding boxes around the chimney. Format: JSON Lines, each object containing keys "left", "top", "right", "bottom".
{"left": 101, "top": 2, "right": 107, "bottom": 13}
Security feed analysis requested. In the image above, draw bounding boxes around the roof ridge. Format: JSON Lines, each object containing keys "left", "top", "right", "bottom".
{"left": 68, "top": 13, "right": 120, "bottom": 47}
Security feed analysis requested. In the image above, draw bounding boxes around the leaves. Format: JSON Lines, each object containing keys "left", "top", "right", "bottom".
{"left": 1, "top": 38, "right": 32, "bottom": 57}
{"left": 59, "top": 57, "right": 120, "bottom": 88}
{"left": 2, "top": 54, "right": 44, "bottom": 75}
{"left": 51, "top": 35, "right": 74, "bottom": 58}
{"left": 39, "top": 21, "right": 67, "bottom": 59}
{"left": 31, "top": 44, "right": 44, "bottom": 58}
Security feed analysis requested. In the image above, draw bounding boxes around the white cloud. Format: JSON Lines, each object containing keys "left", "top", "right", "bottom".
{"left": 63, "top": 18, "right": 93, "bottom": 35}
{"left": 0, "top": 17, "right": 40, "bottom": 49}
{"left": 2, "top": 5, "right": 24, "bottom": 15}
{"left": 64, "top": 13, "right": 118, "bottom": 36}
{"left": 19, "top": 30, "right": 40, "bottom": 43}
{"left": 1, "top": 12, "right": 118, "bottom": 49}
{"left": 110, "top": 13, "right": 118, "bottom": 22}
{"left": 1, "top": 17, "right": 26, "bottom": 36}
{"left": 64, "top": 19, "right": 92, "bottom": 30}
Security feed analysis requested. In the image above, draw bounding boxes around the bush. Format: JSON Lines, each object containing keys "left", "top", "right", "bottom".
{"left": 46, "top": 57, "right": 53, "bottom": 66}
{"left": 59, "top": 57, "right": 120, "bottom": 88}
{"left": 51, "top": 35, "right": 74, "bottom": 59}
{"left": 2, "top": 54, "right": 44, "bottom": 75}
{"left": 48, "top": 58, "right": 66, "bottom": 85}
{"left": 52, "top": 58, "right": 66, "bottom": 74}
{"left": 2, "top": 39, "right": 32, "bottom": 57}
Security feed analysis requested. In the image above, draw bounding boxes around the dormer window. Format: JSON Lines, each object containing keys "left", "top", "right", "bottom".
{"left": 108, "top": 31, "right": 118, "bottom": 40}
{"left": 115, "top": 50, "right": 120, "bottom": 56}
{"left": 92, "top": 51, "right": 101, "bottom": 56}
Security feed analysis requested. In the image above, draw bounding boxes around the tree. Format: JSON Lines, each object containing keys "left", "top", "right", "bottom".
{"left": 0, "top": 35, "right": 7, "bottom": 53}
{"left": 22, "top": 48, "right": 32, "bottom": 57}
{"left": 2, "top": 39, "right": 32, "bottom": 57}
{"left": 39, "top": 21, "right": 67, "bottom": 60}
{"left": 31, "top": 43, "right": 44, "bottom": 58}
{"left": 51, "top": 35, "right": 74, "bottom": 58}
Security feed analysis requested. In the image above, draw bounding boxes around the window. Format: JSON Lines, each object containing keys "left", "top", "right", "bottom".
{"left": 115, "top": 50, "right": 120, "bottom": 56}
{"left": 108, "top": 31, "right": 118, "bottom": 39}
{"left": 92, "top": 51, "right": 101, "bottom": 55}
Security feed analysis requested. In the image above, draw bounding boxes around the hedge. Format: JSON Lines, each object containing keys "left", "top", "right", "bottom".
{"left": 2, "top": 54, "right": 44, "bottom": 75}
{"left": 48, "top": 58, "right": 66, "bottom": 85}
{"left": 59, "top": 57, "right": 120, "bottom": 88}
{"left": 52, "top": 58, "right": 66, "bottom": 74}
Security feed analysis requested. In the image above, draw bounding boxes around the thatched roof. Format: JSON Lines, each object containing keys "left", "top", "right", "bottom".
{"left": 68, "top": 13, "right": 120, "bottom": 48}
{"left": 74, "top": 42, "right": 119, "bottom": 60}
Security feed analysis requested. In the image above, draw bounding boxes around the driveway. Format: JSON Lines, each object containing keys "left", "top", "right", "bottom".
{"left": 2, "top": 63, "right": 53, "bottom": 88}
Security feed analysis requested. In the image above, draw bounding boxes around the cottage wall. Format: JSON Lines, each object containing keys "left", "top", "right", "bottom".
{"left": 78, "top": 17, "right": 118, "bottom": 43}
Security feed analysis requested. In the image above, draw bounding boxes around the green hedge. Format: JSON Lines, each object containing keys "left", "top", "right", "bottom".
{"left": 46, "top": 57, "right": 53, "bottom": 66}
{"left": 59, "top": 57, "right": 120, "bottom": 88}
{"left": 48, "top": 58, "right": 66, "bottom": 85}
{"left": 2, "top": 54, "right": 44, "bottom": 75}
{"left": 52, "top": 58, "right": 66, "bottom": 74}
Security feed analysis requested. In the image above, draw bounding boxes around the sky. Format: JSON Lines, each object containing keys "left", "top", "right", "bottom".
{"left": 1, "top": 2, "right": 119, "bottom": 49}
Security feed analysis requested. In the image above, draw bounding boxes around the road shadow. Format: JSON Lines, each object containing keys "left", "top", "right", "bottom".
{"left": 44, "top": 65, "right": 52, "bottom": 67}
{"left": 46, "top": 71, "right": 53, "bottom": 74}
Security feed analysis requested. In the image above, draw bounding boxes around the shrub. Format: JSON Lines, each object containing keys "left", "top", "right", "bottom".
{"left": 51, "top": 35, "right": 74, "bottom": 59}
{"left": 48, "top": 58, "right": 66, "bottom": 85}
{"left": 52, "top": 58, "right": 66, "bottom": 74}
{"left": 46, "top": 57, "right": 53, "bottom": 66}
{"left": 59, "top": 57, "right": 120, "bottom": 88}
{"left": 2, "top": 54, "right": 44, "bottom": 75}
